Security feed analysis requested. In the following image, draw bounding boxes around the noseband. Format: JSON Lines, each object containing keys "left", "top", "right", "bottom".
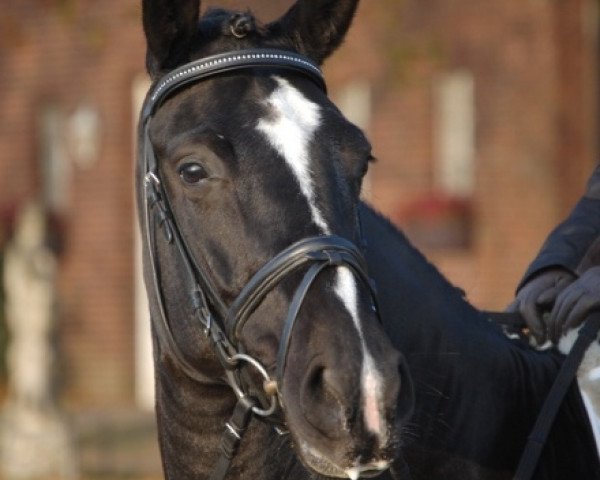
{"left": 141, "top": 49, "right": 380, "bottom": 479}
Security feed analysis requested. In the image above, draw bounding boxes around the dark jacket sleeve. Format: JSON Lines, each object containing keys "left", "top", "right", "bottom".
{"left": 517, "top": 165, "right": 600, "bottom": 290}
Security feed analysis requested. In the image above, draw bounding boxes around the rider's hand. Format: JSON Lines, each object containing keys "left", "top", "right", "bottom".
{"left": 506, "top": 268, "right": 576, "bottom": 345}
{"left": 546, "top": 266, "right": 600, "bottom": 343}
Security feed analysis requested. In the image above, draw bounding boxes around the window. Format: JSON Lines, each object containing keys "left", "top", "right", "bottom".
{"left": 400, "top": 70, "right": 476, "bottom": 250}
{"left": 39, "top": 105, "right": 70, "bottom": 213}
{"left": 433, "top": 70, "right": 475, "bottom": 197}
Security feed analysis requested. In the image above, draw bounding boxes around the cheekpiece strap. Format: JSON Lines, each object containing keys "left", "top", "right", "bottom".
{"left": 210, "top": 396, "right": 255, "bottom": 480}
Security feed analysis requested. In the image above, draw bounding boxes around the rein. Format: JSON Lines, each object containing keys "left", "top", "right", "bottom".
{"left": 487, "top": 310, "right": 600, "bottom": 480}
{"left": 140, "top": 48, "right": 403, "bottom": 480}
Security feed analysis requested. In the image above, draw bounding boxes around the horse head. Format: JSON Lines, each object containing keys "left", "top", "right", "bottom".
{"left": 138, "top": 1, "right": 414, "bottom": 478}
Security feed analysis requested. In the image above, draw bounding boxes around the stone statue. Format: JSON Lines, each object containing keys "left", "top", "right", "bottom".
{"left": 4, "top": 201, "right": 57, "bottom": 409}
{"left": 0, "top": 200, "right": 78, "bottom": 479}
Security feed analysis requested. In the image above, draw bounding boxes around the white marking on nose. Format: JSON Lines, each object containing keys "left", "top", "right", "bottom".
{"left": 589, "top": 366, "right": 600, "bottom": 382}
{"left": 346, "top": 468, "right": 360, "bottom": 480}
{"left": 363, "top": 357, "right": 383, "bottom": 434}
{"left": 346, "top": 460, "right": 389, "bottom": 480}
{"left": 256, "top": 76, "right": 386, "bottom": 439}
{"left": 334, "top": 268, "right": 386, "bottom": 439}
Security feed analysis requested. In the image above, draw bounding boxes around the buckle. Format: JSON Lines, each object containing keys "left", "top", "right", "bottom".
{"left": 225, "top": 354, "right": 278, "bottom": 418}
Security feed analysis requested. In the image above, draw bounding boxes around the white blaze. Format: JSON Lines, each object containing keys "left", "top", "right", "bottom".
{"left": 334, "top": 268, "right": 385, "bottom": 438}
{"left": 256, "top": 77, "right": 386, "bottom": 440}
{"left": 257, "top": 77, "right": 328, "bottom": 233}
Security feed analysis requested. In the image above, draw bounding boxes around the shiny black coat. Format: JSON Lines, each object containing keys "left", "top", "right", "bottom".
{"left": 360, "top": 204, "right": 600, "bottom": 480}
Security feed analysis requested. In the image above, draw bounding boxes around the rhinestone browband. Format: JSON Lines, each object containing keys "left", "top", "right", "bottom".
{"left": 143, "top": 49, "right": 327, "bottom": 121}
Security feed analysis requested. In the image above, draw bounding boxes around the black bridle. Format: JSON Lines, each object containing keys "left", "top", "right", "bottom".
{"left": 140, "top": 49, "right": 395, "bottom": 480}
{"left": 139, "top": 46, "right": 600, "bottom": 480}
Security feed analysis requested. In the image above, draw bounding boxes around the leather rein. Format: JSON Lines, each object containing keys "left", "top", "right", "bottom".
{"left": 487, "top": 310, "right": 600, "bottom": 480}
{"left": 140, "top": 49, "right": 392, "bottom": 480}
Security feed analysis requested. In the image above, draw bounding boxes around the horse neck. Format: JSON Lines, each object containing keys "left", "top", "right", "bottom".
{"left": 359, "top": 206, "right": 534, "bottom": 443}
{"left": 358, "top": 203, "right": 504, "bottom": 362}
{"left": 154, "top": 362, "right": 309, "bottom": 480}
{"left": 358, "top": 204, "right": 597, "bottom": 477}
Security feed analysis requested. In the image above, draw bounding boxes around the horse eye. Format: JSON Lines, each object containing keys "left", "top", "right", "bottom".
{"left": 179, "top": 163, "right": 208, "bottom": 185}
{"left": 358, "top": 156, "right": 373, "bottom": 178}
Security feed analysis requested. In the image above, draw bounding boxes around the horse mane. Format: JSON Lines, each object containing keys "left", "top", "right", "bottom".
{"left": 359, "top": 202, "right": 600, "bottom": 479}
{"left": 359, "top": 200, "right": 548, "bottom": 366}
{"left": 359, "top": 201, "right": 468, "bottom": 300}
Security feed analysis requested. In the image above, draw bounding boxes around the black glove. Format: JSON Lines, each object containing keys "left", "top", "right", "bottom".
{"left": 546, "top": 266, "right": 600, "bottom": 343}
{"left": 507, "top": 268, "right": 576, "bottom": 345}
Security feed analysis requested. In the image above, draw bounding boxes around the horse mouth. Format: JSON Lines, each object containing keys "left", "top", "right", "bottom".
{"left": 297, "top": 441, "right": 390, "bottom": 479}
{"left": 346, "top": 465, "right": 390, "bottom": 479}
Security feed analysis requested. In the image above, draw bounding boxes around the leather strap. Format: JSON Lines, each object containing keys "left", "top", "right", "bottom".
{"left": 228, "top": 235, "right": 375, "bottom": 343}
{"left": 487, "top": 310, "right": 600, "bottom": 480}
{"left": 512, "top": 311, "right": 600, "bottom": 480}
{"left": 276, "top": 262, "right": 328, "bottom": 385}
{"left": 484, "top": 310, "right": 526, "bottom": 330}
{"left": 210, "top": 397, "right": 255, "bottom": 480}
{"left": 142, "top": 49, "right": 326, "bottom": 121}
{"left": 144, "top": 170, "right": 221, "bottom": 385}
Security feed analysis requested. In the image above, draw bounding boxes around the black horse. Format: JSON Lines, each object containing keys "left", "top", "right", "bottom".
{"left": 360, "top": 205, "right": 600, "bottom": 479}
{"left": 137, "top": 1, "right": 600, "bottom": 479}
{"left": 138, "top": 1, "right": 413, "bottom": 479}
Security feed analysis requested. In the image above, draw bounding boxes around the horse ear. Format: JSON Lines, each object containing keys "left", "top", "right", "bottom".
{"left": 142, "top": 0, "right": 201, "bottom": 78}
{"left": 269, "top": 0, "right": 359, "bottom": 64}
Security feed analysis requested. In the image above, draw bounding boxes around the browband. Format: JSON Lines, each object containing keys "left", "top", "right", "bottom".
{"left": 142, "top": 48, "right": 326, "bottom": 122}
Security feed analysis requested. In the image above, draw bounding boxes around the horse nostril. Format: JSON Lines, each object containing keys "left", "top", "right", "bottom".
{"left": 301, "top": 364, "right": 327, "bottom": 408}
{"left": 304, "top": 365, "right": 348, "bottom": 407}
{"left": 307, "top": 365, "right": 325, "bottom": 393}
{"left": 321, "top": 367, "right": 358, "bottom": 410}
{"left": 301, "top": 365, "right": 349, "bottom": 437}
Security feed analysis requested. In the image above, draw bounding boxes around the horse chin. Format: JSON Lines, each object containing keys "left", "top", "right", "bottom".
{"left": 297, "top": 441, "right": 390, "bottom": 479}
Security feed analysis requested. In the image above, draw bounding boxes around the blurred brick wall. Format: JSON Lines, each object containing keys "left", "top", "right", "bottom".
{"left": 0, "top": 0, "right": 597, "bottom": 406}
{"left": 327, "top": 0, "right": 598, "bottom": 310}
{"left": 0, "top": 1, "right": 146, "bottom": 406}
{"left": 0, "top": 0, "right": 294, "bottom": 407}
